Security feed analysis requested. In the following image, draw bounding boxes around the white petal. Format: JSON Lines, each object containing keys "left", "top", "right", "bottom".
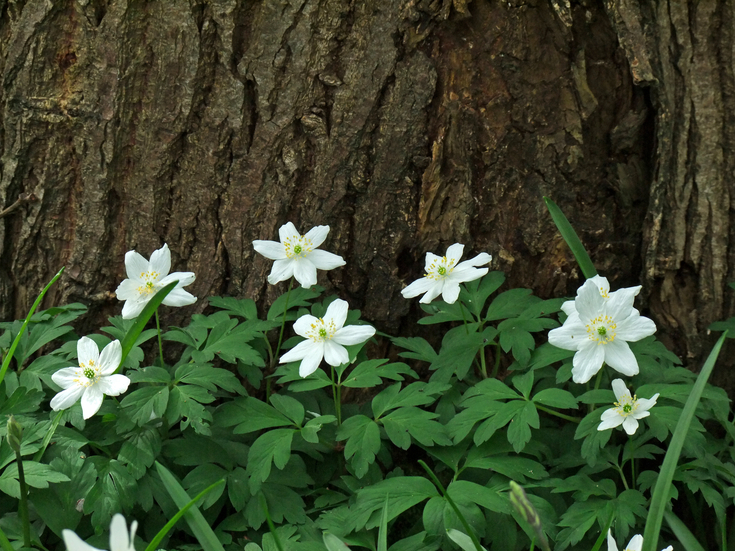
{"left": 571, "top": 343, "right": 605, "bottom": 384}
{"left": 304, "top": 225, "right": 330, "bottom": 248}
{"left": 611, "top": 379, "right": 631, "bottom": 402}
{"left": 448, "top": 266, "right": 488, "bottom": 285}
{"left": 626, "top": 535, "right": 643, "bottom": 551}
{"left": 419, "top": 282, "right": 444, "bottom": 304}
{"left": 62, "top": 529, "right": 105, "bottom": 551}
{"left": 441, "top": 281, "right": 462, "bottom": 304}
{"left": 548, "top": 314, "right": 587, "bottom": 351}
{"left": 293, "top": 315, "right": 319, "bottom": 338}
{"left": 444, "top": 243, "right": 465, "bottom": 264}
{"left": 308, "top": 249, "right": 345, "bottom": 270}
{"left": 161, "top": 288, "right": 197, "bottom": 307}
{"left": 603, "top": 340, "right": 639, "bottom": 377}
{"left": 324, "top": 299, "right": 349, "bottom": 330}
{"left": 333, "top": 325, "right": 376, "bottom": 346}
{"left": 253, "top": 239, "right": 287, "bottom": 260}
{"left": 607, "top": 530, "right": 619, "bottom": 551}
{"left": 605, "top": 285, "right": 641, "bottom": 321}
{"left": 124, "top": 250, "right": 150, "bottom": 281}
{"left": 297, "top": 346, "right": 324, "bottom": 377}
{"left": 96, "top": 374, "right": 130, "bottom": 397}
{"left": 98, "top": 340, "right": 122, "bottom": 375}
{"left": 267, "top": 258, "right": 295, "bottom": 284}
{"left": 292, "top": 258, "right": 318, "bottom": 288}
{"left": 590, "top": 275, "right": 610, "bottom": 297}
{"left": 598, "top": 408, "right": 623, "bottom": 431}
{"left": 323, "top": 340, "right": 349, "bottom": 366}
{"left": 575, "top": 279, "right": 606, "bottom": 322}
{"left": 401, "top": 277, "right": 434, "bottom": 298}
{"left": 560, "top": 300, "right": 577, "bottom": 316}
{"left": 454, "top": 252, "right": 492, "bottom": 270}
{"left": 109, "top": 514, "right": 132, "bottom": 551}
{"left": 77, "top": 337, "right": 100, "bottom": 365}
{"left": 81, "top": 387, "right": 105, "bottom": 419}
{"left": 160, "top": 271, "right": 196, "bottom": 288}
{"left": 50, "top": 386, "right": 84, "bottom": 411}
{"left": 280, "top": 339, "right": 319, "bottom": 363}
{"left": 278, "top": 222, "right": 300, "bottom": 243}
{"left": 423, "top": 252, "right": 442, "bottom": 273}
{"left": 121, "top": 298, "right": 149, "bottom": 319}
{"left": 616, "top": 313, "right": 657, "bottom": 342}
{"left": 636, "top": 393, "right": 659, "bottom": 413}
{"left": 149, "top": 244, "right": 171, "bottom": 277}
{"left": 52, "top": 367, "right": 82, "bottom": 388}
{"left": 622, "top": 416, "right": 639, "bottom": 435}
{"left": 115, "top": 279, "right": 140, "bottom": 301}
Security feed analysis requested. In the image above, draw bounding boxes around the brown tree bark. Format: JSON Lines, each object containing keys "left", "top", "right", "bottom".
{"left": 0, "top": 0, "right": 731, "bottom": 379}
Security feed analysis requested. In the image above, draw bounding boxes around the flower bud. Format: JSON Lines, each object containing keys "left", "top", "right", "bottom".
{"left": 6, "top": 416, "right": 22, "bottom": 453}
{"left": 509, "top": 481, "right": 550, "bottom": 551}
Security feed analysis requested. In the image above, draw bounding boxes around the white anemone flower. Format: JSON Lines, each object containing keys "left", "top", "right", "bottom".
{"left": 598, "top": 379, "right": 659, "bottom": 435}
{"left": 548, "top": 277, "right": 656, "bottom": 384}
{"left": 115, "top": 243, "right": 196, "bottom": 319}
{"left": 50, "top": 337, "right": 130, "bottom": 419}
{"left": 62, "top": 513, "right": 137, "bottom": 551}
{"left": 280, "top": 299, "right": 376, "bottom": 377}
{"left": 253, "top": 222, "right": 346, "bottom": 288}
{"left": 401, "top": 243, "right": 492, "bottom": 304}
{"left": 607, "top": 530, "right": 672, "bottom": 551}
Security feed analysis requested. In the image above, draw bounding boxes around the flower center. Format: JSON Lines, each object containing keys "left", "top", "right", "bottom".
{"left": 614, "top": 394, "right": 638, "bottom": 417}
{"left": 284, "top": 235, "right": 313, "bottom": 258}
{"left": 426, "top": 256, "right": 455, "bottom": 280}
{"left": 306, "top": 318, "right": 337, "bottom": 342}
{"left": 137, "top": 270, "right": 161, "bottom": 296}
{"left": 586, "top": 314, "right": 617, "bottom": 344}
{"left": 75, "top": 360, "right": 100, "bottom": 387}
{"left": 83, "top": 367, "right": 95, "bottom": 379}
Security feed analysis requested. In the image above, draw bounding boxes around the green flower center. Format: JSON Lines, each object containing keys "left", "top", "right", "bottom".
{"left": 437, "top": 266, "right": 447, "bottom": 276}
{"left": 597, "top": 326, "right": 607, "bottom": 336}
{"left": 319, "top": 328, "right": 327, "bottom": 338}
{"left": 146, "top": 281, "right": 154, "bottom": 289}
{"left": 83, "top": 368, "right": 95, "bottom": 379}
{"left": 294, "top": 245, "right": 302, "bottom": 255}
{"left": 623, "top": 403, "right": 632, "bottom": 414}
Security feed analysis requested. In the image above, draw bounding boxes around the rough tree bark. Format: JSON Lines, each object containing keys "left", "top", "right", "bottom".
{"left": 0, "top": 0, "right": 731, "bottom": 383}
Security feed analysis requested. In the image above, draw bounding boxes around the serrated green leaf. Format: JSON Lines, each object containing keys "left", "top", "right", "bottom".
{"left": 118, "top": 427, "right": 161, "bottom": 478}
{"left": 215, "top": 397, "right": 293, "bottom": 434}
{"left": 532, "top": 388, "right": 578, "bottom": 409}
{"left": 485, "top": 289, "right": 539, "bottom": 321}
{"left": 247, "top": 429, "right": 295, "bottom": 491}
{"left": 335, "top": 415, "right": 381, "bottom": 479}
{"left": 175, "top": 363, "right": 246, "bottom": 394}
{"left": 393, "top": 337, "right": 439, "bottom": 364}
{"left": 372, "top": 382, "right": 450, "bottom": 418}
{"left": 167, "top": 385, "right": 214, "bottom": 434}
{"left": 267, "top": 286, "right": 323, "bottom": 321}
{"left": 269, "top": 394, "right": 305, "bottom": 426}
{"left": 462, "top": 271, "right": 506, "bottom": 318}
{"left": 350, "top": 476, "right": 437, "bottom": 531}
{"left": 0, "top": 461, "right": 70, "bottom": 498}
{"left": 474, "top": 400, "right": 527, "bottom": 446}
{"left": 381, "top": 407, "right": 452, "bottom": 449}
{"left": 120, "top": 386, "right": 170, "bottom": 427}
{"left": 342, "top": 359, "right": 416, "bottom": 388}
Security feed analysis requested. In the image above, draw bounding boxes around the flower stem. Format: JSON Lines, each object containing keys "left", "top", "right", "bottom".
{"left": 479, "top": 345, "right": 487, "bottom": 379}
{"left": 491, "top": 343, "right": 502, "bottom": 379}
{"left": 274, "top": 278, "right": 294, "bottom": 360}
{"left": 459, "top": 301, "right": 470, "bottom": 335}
{"left": 534, "top": 404, "right": 580, "bottom": 424}
{"left": 331, "top": 364, "right": 342, "bottom": 426}
{"left": 155, "top": 309, "right": 164, "bottom": 367}
{"left": 15, "top": 450, "right": 30, "bottom": 548}
{"left": 628, "top": 436, "right": 637, "bottom": 488}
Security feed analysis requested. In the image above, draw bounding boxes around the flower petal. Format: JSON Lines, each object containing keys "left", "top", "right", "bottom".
{"left": 635, "top": 393, "right": 659, "bottom": 413}
{"left": 63, "top": 529, "right": 105, "bottom": 551}
{"left": 333, "top": 325, "right": 376, "bottom": 346}
{"left": 622, "top": 415, "right": 639, "bottom": 435}
{"left": 590, "top": 275, "right": 610, "bottom": 297}
{"left": 323, "top": 340, "right": 349, "bottom": 366}
{"left": 440, "top": 281, "right": 462, "bottom": 304}
{"left": 115, "top": 278, "right": 140, "bottom": 301}
{"left": 605, "top": 284, "right": 641, "bottom": 322}
{"left": 253, "top": 239, "right": 287, "bottom": 260}
{"left": 109, "top": 514, "right": 134, "bottom": 551}
{"left": 280, "top": 339, "right": 318, "bottom": 363}
{"left": 162, "top": 288, "right": 197, "bottom": 307}
{"left": 444, "top": 243, "right": 465, "bottom": 265}
{"left": 149, "top": 244, "right": 171, "bottom": 277}
{"left": 160, "top": 271, "right": 196, "bottom": 288}
{"left": 304, "top": 225, "right": 330, "bottom": 248}
{"left": 575, "top": 279, "right": 606, "bottom": 322}
{"left": 52, "top": 367, "right": 82, "bottom": 388}
{"left": 81, "top": 386, "right": 105, "bottom": 419}
{"left": 124, "top": 250, "right": 149, "bottom": 281}
{"left": 423, "top": 252, "right": 442, "bottom": 273}
{"left": 297, "top": 345, "right": 324, "bottom": 377}
{"left": 292, "top": 258, "right": 318, "bottom": 288}
{"left": 50, "top": 386, "right": 84, "bottom": 411}
{"left": 121, "top": 298, "right": 148, "bottom": 320}
{"left": 308, "top": 249, "right": 345, "bottom": 270}
{"left": 77, "top": 337, "right": 100, "bottom": 365}
{"left": 401, "top": 276, "right": 434, "bottom": 298}
{"left": 597, "top": 408, "right": 623, "bottom": 431}
{"left": 611, "top": 379, "right": 630, "bottom": 402}
{"left": 293, "top": 315, "right": 319, "bottom": 338}
{"left": 98, "top": 340, "right": 122, "bottom": 375}
{"left": 96, "top": 374, "right": 131, "bottom": 396}
{"left": 560, "top": 300, "right": 576, "bottom": 316}
{"left": 571, "top": 343, "right": 605, "bottom": 384}
{"left": 615, "top": 312, "right": 656, "bottom": 342}
{"left": 447, "top": 266, "right": 488, "bottom": 285}
{"left": 626, "top": 535, "right": 643, "bottom": 551}
{"left": 603, "top": 340, "right": 639, "bottom": 377}
{"left": 267, "top": 258, "right": 295, "bottom": 284}
{"left": 419, "top": 282, "right": 444, "bottom": 304}
{"left": 325, "top": 299, "right": 349, "bottom": 329}
{"left": 607, "top": 530, "right": 619, "bottom": 551}
{"left": 278, "top": 222, "right": 300, "bottom": 243}
{"left": 454, "top": 252, "right": 492, "bottom": 270}
{"left": 548, "top": 314, "right": 586, "bottom": 351}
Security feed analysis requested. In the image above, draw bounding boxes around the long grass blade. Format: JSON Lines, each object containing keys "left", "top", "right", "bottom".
{"left": 663, "top": 509, "right": 706, "bottom": 551}
{"left": 642, "top": 332, "right": 727, "bottom": 551}
{"left": 378, "top": 494, "right": 389, "bottom": 551}
{"left": 155, "top": 462, "right": 225, "bottom": 551}
{"left": 543, "top": 197, "right": 597, "bottom": 278}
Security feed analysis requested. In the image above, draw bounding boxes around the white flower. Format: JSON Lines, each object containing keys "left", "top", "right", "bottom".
{"left": 607, "top": 530, "right": 672, "bottom": 551}
{"left": 598, "top": 379, "right": 659, "bottom": 435}
{"left": 50, "top": 337, "right": 130, "bottom": 419}
{"left": 253, "top": 222, "right": 346, "bottom": 288}
{"left": 62, "top": 513, "right": 137, "bottom": 551}
{"left": 115, "top": 243, "right": 196, "bottom": 319}
{"left": 401, "top": 243, "right": 492, "bottom": 304}
{"left": 280, "top": 299, "right": 376, "bottom": 377}
{"left": 548, "top": 277, "right": 656, "bottom": 384}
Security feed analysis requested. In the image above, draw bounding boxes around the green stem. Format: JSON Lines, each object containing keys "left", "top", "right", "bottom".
{"left": 588, "top": 368, "right": 605, "bottom": 414}
{"left": 628, "top": 436, "right": 637, "bottom": 489}
{"left": 15, "top": 450, "right": 30, "bottom": 548}
{"left": 459, "top": 302, "right": 469, "bottom": 335}
{"left": 615, "top": 463, "right": 629, "bottom": 491}
{"left": 0, "top": 525, "right": 13, "bottom": 551}
{"left": 260, "top": 493, "right": 285, "bottom": 551}
{"left": 418, "top": 460, "right": 483, "bottom": 551}
{"left": 155, "top": 309, "right": 164, "bottom": 367}
{"left": 33, "top": 410, "right": 64, "bottom": 462}
{"left": 491, "top": 343, "right": 502, "bottom": 379}
{"left": 331, "top": 364, "right": 342, "bottom": 426}
{"left": 274, "top": 278, "right": 294, "bottom": 360}
{"left": 535, "top": 404, "right": 580, "bottom": 424}
{"left": 0, "top": 267, "right": 64, "bottom": 384}
{"left": 478, "top": 344, "right": 487, "bottom": 379}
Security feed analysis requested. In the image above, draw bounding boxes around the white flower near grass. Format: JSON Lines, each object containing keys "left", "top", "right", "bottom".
{"left": 63, "top": 513, "right": 137, "bottom": 551}
{"left": 598, "top": 379, "right": 659, "bottom": 435}
{"left": 253, "top": 222, "right": 346, "bottom": 288}
{"left": 280, "top": 299, "right": 376, "bottom": 377}
{"left": 50, "top": 337, "right": 130, "bottom": 419}
{"left": 115, "top": 243, "right": 196, "bottom": 319}
{"left": 607, "top": 530, "right": 672, "bottom": 551}
{"left": 401, "top": 243, "right": 492, "bottom": 304}
{"left": 548, "top": 277, "right": 656, "bottom": 384}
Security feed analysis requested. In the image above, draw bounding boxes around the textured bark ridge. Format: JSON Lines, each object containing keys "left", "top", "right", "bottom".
{"left": 1, "top": 0, "right": 725, "bottom": 374}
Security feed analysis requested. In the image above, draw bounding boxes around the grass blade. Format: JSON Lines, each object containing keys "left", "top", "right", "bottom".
{"left": 663, "top": 509, "right": 706, "bottom": 551}
{"left": 642, "top": 332, "right": 727, "bottom": 551}
{"left": 378, "top": 494, "right": 389, "bottom": 551}
{"left": 155, "top": 461, "right": 225, "bottom": 551}
{"left": 0, "top": 267, "right": 64, "bottom": 387}
{"left": 543, "top": 197, "right": 597, "bottom": 278}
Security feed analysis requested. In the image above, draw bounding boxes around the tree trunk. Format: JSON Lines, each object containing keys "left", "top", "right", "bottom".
{"left": 0, "top": 0, "right": 731, "bottom": 380}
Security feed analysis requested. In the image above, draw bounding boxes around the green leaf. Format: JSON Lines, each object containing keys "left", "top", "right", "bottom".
{"left": 485, "top": 289, "right": 539, "bottom": 321}
{"left": 372, "top": 382, "right": 450, "bottom": 419}
{"left": 323, "top": 533, "right": 351, "bottom": 551}
{"left": 663, "top": 509, "right": 705, "bottom": 551}
{"left": 429, "top": 328, "right": 487, "bottom": 381}
{"left": 167, "top": 385, "right": 214, "bottom": 434}
{"left": 120, "top": 386, "right": 170, "bottom": 427}
{"left": 215, "top": 397, "right": 293, "bottom": 434}
{"left": 506, "top": 402, "right": 540, "bottom": 453}
{"left": 393, "top": 337, "right": 439, "bottom": 364}
{"left": 267, "top": 286, "right": 323, "bottom": 321}
{"left": 84, "top": 458, "right": 137, "bottom": 528}
{"left": 342, "top": 359, "right": 416, "bottom": 388}
{"left": 544, "top": 196, "right": 597, "bottom": 278}
{"left": 474, "top": 400, "right": 526, "bottom": 446}
{"left": 335, "top": 415, "right": 381, "bottom": 479}
{"left": 247, "top": 429, "right": 295, "bottom": 491}
{"left": 208, "top": 296, "right": 259, "bottom": 319}
{"left": 350, "top": 476, "right": 438, "bottom": 531}
{"left": 446, "top": 529, "right": 489, "bottom": 551}
{"left": 269, "top": 394, "right": 305, "bottom": 426}
{"left": 532, "top": 388, "right": 578, "bottom": 410}
{"left": 447, "top": 480, "right": 508, "bottom": 515}
{"left": 381, "top": 407, "right": 452, "bottom": 449}
{"left": 182, "top": 464, "right": 228, "bottom": 509}
{"left": 418, "top": 300, "right": 466, "bottom": 325}
{"left": 462, "top": 271, "right": 506, "bottom": 318}
{"left": 0, "top": 461, "right": 69, "bottom": 498}
{"left": 175, "top": 363, "right": 246, "bottom": 394}
{"left": 118, "top": 427, "right": 162, "bottom": 478}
